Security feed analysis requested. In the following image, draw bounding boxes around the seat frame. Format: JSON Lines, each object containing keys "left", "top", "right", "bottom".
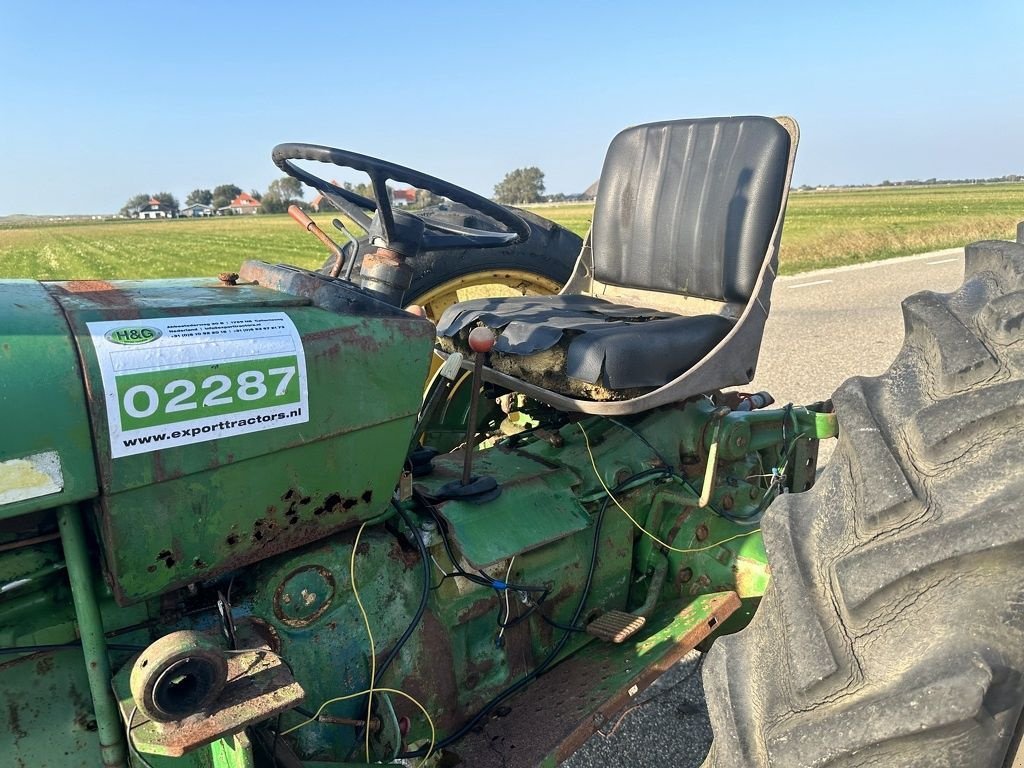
{"left": 445, "top": 116, "right": 800, "bottom": 416}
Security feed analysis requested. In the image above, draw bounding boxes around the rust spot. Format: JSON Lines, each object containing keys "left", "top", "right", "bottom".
{"left": 35, "top": 656, "right": 55, "bottom": 675}
{"left": 282, "top": 489, "right": 296, "bottom": 501}
{"left": 361, "top": 490, "right": 373, "bottom": 504}
{"left": 62, "top": 279, "right": 115, "bottom": 293}
{"left": 398, "top": 613, "right": 461, "bottom": 732}
{"left": 226, "top": 533, "right": 240, "bottom": 546}
{"left": 388, "top": 539, "right": 419, "bottom": 569}
{"left": 192, "top": 558, "right": 208, "bottom": 569}
{"left": 457, "top": 595, "right": 500, "bottom": 623}
{"left": 56, "top": 280, "right": 138, "bottom": 310}
{"left": 299, "top": 496, "right": 311, "bottom": 505}
{"left": 313, "top": 492, "right": 342, "bottom": 516}
{"left": 8, "top": 701, "right": 26, "bottom": 739}
{"left": 156, "top": 550, "right": 176, "bottom": 569}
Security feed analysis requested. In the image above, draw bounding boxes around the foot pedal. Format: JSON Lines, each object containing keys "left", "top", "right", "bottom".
{"left": 585, "top": 610, "right": 646, "bottom": 643}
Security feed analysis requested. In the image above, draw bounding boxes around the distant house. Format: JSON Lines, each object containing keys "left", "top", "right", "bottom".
{"left": 310, "top": 184, "right": 417, "bottom": 210}
{"left": 136, "top": 197, "right": 175, "bottom": 219}
{"left": 180, "top": 203, "right": 214, "bottom": 218}
{"left": 219, "top": 192, "right": 261, "bottom": 215}
{"left": 391, "top": 187, "right": 416, "bottom": 207}
{"left": 582, "top": 180, "right": 599, "bottom": 201}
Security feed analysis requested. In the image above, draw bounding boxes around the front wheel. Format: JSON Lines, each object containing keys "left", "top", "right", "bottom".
{"left": 703, "top": 230, "right": 1024, "bottom": 767}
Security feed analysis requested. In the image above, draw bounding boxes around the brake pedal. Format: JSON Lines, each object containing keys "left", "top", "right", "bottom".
{"left": 585, "top": 610, "right": 646, "bottom": 643}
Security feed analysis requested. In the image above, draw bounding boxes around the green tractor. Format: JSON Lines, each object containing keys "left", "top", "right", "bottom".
{"left": 2, "top": 116, "right": 1022, "bottom": 768}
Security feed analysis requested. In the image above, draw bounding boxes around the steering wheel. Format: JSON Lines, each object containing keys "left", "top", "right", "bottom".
{"left": 272, "top": 144, "right": 531, "bottom": 258}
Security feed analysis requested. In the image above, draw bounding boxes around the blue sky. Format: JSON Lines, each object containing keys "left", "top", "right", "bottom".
{"left": 1, "top": 1, "right": 1021, "bottom": 215}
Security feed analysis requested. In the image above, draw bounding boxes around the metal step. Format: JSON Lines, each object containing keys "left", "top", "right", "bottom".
{"left": 585, "top": 610, "right": 647, "bottom": 643}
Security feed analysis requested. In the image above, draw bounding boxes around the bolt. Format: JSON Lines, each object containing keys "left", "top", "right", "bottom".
{"left": 722, "top": 494, "right": 734, "bottom": 510}
{"left": 734, "top": 435, "right": 747, "bottom": 448}
{"left": 695, "top": 524, "right": 709, "bottom": 541}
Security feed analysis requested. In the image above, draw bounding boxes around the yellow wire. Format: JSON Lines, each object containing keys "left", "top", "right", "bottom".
{"left": 280, "top": 520, "right": 436, "bottom": 764}
{"left": 350, "top": 521, "right": 375, "bottom": 763}
{"left": 576, "top": 422, "right": 760, "bottom": 554}
{"left": 278, "top": 685, "right": 436, "bottom": 762}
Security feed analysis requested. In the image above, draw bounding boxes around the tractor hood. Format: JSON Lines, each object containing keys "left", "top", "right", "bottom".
{"left": 0, "top": 281, "right": 99, "bottom": 520}
{"left": 27, "top": 265, "right": 435, "bottom": 604}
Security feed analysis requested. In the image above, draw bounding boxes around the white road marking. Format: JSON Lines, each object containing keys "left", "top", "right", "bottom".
{"left": 776, "top": 247, "right": 964, "bottom": 283}
{"left": 788, "top": 279, "right": 833, "bottom": 289}
{"left": 927, "top": 257, "right": 960, "bottom": 265}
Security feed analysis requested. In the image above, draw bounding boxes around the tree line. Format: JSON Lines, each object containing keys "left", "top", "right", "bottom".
{"left": 120, "top": 164, "right": 586, "bottom": 218}
{"left": 120, "top": 178, "right": 305, "bottom": 217}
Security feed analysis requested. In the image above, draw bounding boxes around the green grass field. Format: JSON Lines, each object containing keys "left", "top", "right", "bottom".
{"left": 2, "top": 183, "right": 1022, "bottom": 280}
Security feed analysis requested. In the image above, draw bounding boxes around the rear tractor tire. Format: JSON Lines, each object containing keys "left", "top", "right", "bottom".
{"left": 703, "top": 230, "right": 1024, "bottom": 767}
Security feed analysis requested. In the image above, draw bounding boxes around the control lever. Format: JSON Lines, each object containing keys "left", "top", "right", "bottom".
{"left": 699, "top": 407, "right": 731, "bottom": 508}
{"left": 462, "top": 327, "right": 495, "bottom": 486}
{"left": 287, "top": 205, "right": 346, "bottom": 277}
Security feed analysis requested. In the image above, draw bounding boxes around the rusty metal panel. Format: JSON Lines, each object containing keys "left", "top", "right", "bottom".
{"left": 450, "top": 591, "right": 741, "bottom": 766}
{"left": 46, "top": 272, "right": 434, "bottom": 603}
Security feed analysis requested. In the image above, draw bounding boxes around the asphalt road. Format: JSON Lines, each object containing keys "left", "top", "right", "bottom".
{"left": 563, "top": 248, "right": 966, "bottom": 768}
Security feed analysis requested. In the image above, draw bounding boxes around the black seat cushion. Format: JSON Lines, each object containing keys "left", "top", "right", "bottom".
{"left": 436, "top": 295, "right": 734, "bottom": 396}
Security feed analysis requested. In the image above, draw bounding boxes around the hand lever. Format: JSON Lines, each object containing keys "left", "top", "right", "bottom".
{"left": 462, "top": 327, "right": 495, "bottom": 486}
{"left": 288, "top": 205, "right": 346, "bottom": 277}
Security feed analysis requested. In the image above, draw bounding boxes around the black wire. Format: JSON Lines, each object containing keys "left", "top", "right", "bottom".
{"left": 375, "top": 501, "right": 431, "bottom": 683}
{"left": 606, "top": 417, "right": 672, "bottom": 468}
{"left": 397, "top": 469, "right": 676, "bottom": 758}
{"left": 537, "top": 611, "right": 585, "bottom": 633}
{"left": 344, "top": 501, "right": 434, "bottom": 755}
{"left": 126, "top": 705, "right": 157, "bottom": 768}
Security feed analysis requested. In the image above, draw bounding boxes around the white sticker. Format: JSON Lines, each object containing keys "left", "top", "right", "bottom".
{"left": 86, "top": 313, "right": 309, "bottom": 458}
{"left": 0, "top": 451, "right": 64, "bottom": 505}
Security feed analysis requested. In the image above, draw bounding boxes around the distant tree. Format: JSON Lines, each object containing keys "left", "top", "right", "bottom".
{"left": 186, "top": 188, "right": 213, "bottom": 206}
{"left": 412, "top": 188, "right": 442, "bottom": 209}
{"left": 249, "top": 188, "right": 264, "bottom": 202}
{"left": 212, "top": 184, "right": 242, "bottom": 209}
{"left": 494, "top": 167, "right": 545, "bottom": 204}
{"left": 120, "top": 193, "right": 151, "bottom": 217}
{"left": 153, "top": 192, "right": 179, "bottom": 212}
{"left": 344, "top": 181, "right": 375, "bottom": 200}
{"left": 260, "top": 176, "right": 305, "bottom": 214}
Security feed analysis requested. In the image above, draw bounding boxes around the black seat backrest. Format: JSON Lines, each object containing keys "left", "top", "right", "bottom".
{"left": 591, "top": 116, "right": 791, "bottom": 304}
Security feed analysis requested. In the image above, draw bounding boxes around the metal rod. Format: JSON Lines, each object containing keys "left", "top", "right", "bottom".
{"left": 461, "top": 351, "right": 486, "bottom": 486}
{"left": 57, "top": 505, "right": 129, "bottom": 768}
{"left": 0, "top": 530, "right": 62, "bottom": 553}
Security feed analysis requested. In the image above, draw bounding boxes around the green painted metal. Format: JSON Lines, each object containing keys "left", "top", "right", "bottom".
{"left": 428, "top": 451, "right": 589, "bottom": 567}
{"left": 46, "top": 272, "right": 434, "bottom": 603}
{"left": 0, "top": 281, "right": 97, "bottom": 520}
{"left": 57, "top": 504, "right": 128, "bottom": 768}
{"left": 208, "top": 733, "right": 254, "bottom": 768}
{"left": 0, "top": 646, "right": 102, "bottom": 767}
{"left": 0, "top": 266, "right": 837, "bottom": 766}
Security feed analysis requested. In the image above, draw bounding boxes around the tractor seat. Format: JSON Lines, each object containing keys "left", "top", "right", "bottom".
{"left": 436, "top": 295, "right": 733, "bottom": 400}
{"left": 437, "top": 115, "right": 799, "bottom": 416}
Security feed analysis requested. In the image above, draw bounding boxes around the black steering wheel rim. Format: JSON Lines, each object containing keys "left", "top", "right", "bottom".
{"left": 272, "top": 143, "right": 531, "bottom": 252}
